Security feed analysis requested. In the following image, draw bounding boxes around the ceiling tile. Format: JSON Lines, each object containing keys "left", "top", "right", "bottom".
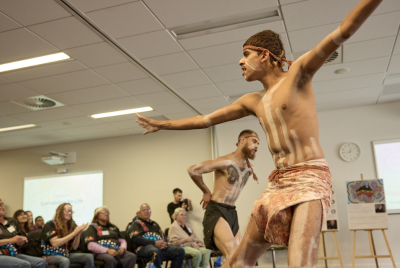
{"left": 67, "top": 129, "right": 127, "bottom": 140}
{"left": 11, "top": 107, "right": 84, "bottom": 123}
{"left": 67, "top": 0, "right": 137, "bottom": 13}
{"left": 190, "top": 96, "right": 230, "bottom": 110}
{"left": 86, "top": 2, "right": 164, "bottom": 39}
{"left": 151, "top": 102, "right": 193, "bottom": 114}
{"left": 393, "top": 35, "right": 400, "bottom": 55}
{"left": 378, "top": 93, "right": 400, "bottom": 104}
{"left": 141, "top": 52, "right": 198, "bottom": 76}
{"left": 116, "top": 78, "right": 165, "bottom": 95}
{"left": 315, "top": 86, "right": 381, "bottom": 104}
{"left": 92, "top": 62, "right": 148, "bottom": 83}
{"left": 70, "top": 96, "right": 146, "bottom": 115}
{"left": 343, "top": 36, "right": 396, "bottom": 63}
{"left": 280, "top": 0, "right": 304, "bottom": 4}
{"left": 0, "top": 60, "right": 87, "bottom": 82}
{"left": 97, "top": 110, "right": 161, "bottom": 123}
{"left": 216, "top": 78, "right": 264, "bottom": 97}
{"left": 56, "top": 124, "right": 119, "bottom": 137}
{"left": 135, "top": 92, "right": 179, "bottom": 106}
{"left": 161, "top": 69, "right": 212, "bottom": 89}
{"left": 0, "top": 11, "right": 21, "bottom": 32}
{"left": 187, "top": 40, "right": 243, "bottom": 68}
{"left": 0, "top": 0, "right": 71, "bottom": 26}
{"left": 36, "top": 116, "right": 101, "bottom": 131}
{"left": 384, "top": 76, "right": 400, "bottom": 86}
{"left": 47, "top": 84, "right": 130, "bottom": 106}
{"left": 28, "top": 17, "right": 103, "bottom": 50}
{"left": 0, "top": 115, "right": 29, "bottom": 128}
{"left": 18, "top": 70, "right": 110, "bottom": 94}
{"left": 203, "top": 62, "right": 242, "bottom": 83}
{"left": 0, "top": 77, "right": 11, "bottom": 85}
{"left": 176, "top": 84, "right": 222, "bottom": 101}
{"left": 178, "top": 21, "right": 286, "bottom": 51}
{"left": 164, "top": 111, "right": 199, "bottom": 120}
{"left": 64, "top": 42, "right": 128, "bottom": 68}
{"left": 0, "top": 101, "right": 30, "bottom": 116}
{"left": 388, "top": 54, "right": 400, "bottom": 74}
{"left": 313, "top": 73, "right": 385, "bottom": 94}
{"left": 313, "top": 57, "right": 390, "bottom": 82}
{"left": 143, "top": 0, "right": 278, "bottom": 28}
{"left": 107, "top": 119, "right": 144, "bottom": 130}
{"left": 283, "top": 0, "right": 400, "bottom": 31}
{"left": 0, "top": 28, "right": 58, "bottom": 64}
{"left": 118, "top": 30, "right": 183, "bottom": 59}
{"left": 316, "top": 96, "right": 377, "bottom": 112}
{"left": 0, "top": 83, "right": 38, "bottom": 102}
{"left": 0, "top": 131, "right": 74, "bottom": 145}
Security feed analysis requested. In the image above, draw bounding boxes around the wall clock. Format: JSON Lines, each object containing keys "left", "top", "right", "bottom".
{"left": 339, "top": 142, "right": 360, "bottom": 162}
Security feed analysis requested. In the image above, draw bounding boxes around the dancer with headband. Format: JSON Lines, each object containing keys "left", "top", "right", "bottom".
{"left": 187, "top": 130, "right": 259, "bottom": 262}
{"left": 136, "top": 0, "right": 383, "bottom": 266}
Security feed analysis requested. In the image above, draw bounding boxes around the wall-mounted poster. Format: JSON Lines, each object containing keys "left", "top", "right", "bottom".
{"left": 322, "top": 188, "right": 339, "bottom": 231}
{"left": 346, "top": 179, "right": 388, "bottom": 230}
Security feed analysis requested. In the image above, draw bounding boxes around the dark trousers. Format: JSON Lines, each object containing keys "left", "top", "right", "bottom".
{"left": 94, "top": 251, "right": 137, "bottom": 268}
{"left": 136, "top": 245, "right": 185, "bottom": 268}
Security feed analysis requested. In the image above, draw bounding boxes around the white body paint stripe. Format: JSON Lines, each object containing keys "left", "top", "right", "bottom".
{"left": 310, "top": 137, "right": 321, "bottom": 156}
{"left": 290, "top": 129, "right": 304, "bottom": 163}
{"left": 275, "top": 107, "right": 295, "bottom": 166}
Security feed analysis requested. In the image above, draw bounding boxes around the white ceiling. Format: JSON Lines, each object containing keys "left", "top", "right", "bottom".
{"left": 0, "top": 0, "right": 400, "bottom": 151}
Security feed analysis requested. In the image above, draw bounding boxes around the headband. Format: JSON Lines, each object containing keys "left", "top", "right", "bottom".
{"left": 243, "top": 45, "right": 293, "bottom": 70}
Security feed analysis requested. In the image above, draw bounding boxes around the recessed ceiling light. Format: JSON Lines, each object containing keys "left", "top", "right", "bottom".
{"left": 0, "top": 124, "right": 36, "bottom": 133}
{"left": 334, "top": 68, "right": 350, "bottom": 74}
{"left": 0, "top": 52, "right": 71, "bottom": 73}
{"left": 91, "top": 107, "right": 153, "bottom": 119}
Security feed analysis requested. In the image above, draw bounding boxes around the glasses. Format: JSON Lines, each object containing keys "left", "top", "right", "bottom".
{"left": 64, "top": 209, "right": 74, "bottom": 214}
{"left": 100, "top": 211, "right": 110, "bottom": 215}
{"left": 141, "top": 209, "right": 151, "bottom": 212}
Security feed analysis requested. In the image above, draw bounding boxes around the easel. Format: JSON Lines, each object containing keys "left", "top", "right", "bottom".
{"left": 317, "top": 230, "right": 344, "bottom": 268}
{"left": 351, "top": 174, "right": 396, "bottom": 268}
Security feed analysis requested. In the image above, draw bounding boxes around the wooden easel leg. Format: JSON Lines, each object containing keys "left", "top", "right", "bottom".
{"left": 382, "top": 230, "right": 396, "bottom": 268}
{"left": 370, "top": 230, "right": 379, "bottom": 268}
{"left": 332, "top": 232, "right": 344, "bottom": 268}
{"left": 352, "top": 231, "right": 356, "bottom": 268}
{"left": 320, "top": 232, "right": 328, "bottom": 268}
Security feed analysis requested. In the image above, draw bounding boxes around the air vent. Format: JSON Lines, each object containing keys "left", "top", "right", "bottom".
{"left": 326, "top": 50, "right": 339, "bottom": 63}
{"left": 12, "top": 95, "right": 65, "bottom": 111}
{"left": 168, "top": 7, "right": 281, "bottom": 40}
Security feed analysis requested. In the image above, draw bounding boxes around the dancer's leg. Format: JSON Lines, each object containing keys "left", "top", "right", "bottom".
{"left": 213, "top": 217, "right": 237, "bottom": 261}
{"left": 224, "top": 216, "right": 272, "bottom": 268}
{"left": 288, "top": 200, "right": 322, "bottom": 268}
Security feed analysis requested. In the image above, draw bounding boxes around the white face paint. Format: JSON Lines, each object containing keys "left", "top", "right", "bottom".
{"left": 275, "top": 108, "right": 295, "bottom": 166}
{"left": 290, "top": 129, "right": 304, "bottom": 163}
{"left": 244, "top": 59, "right": 261, "bottom": 71}
{"left": 310, "top": 137, "right": 321, "bottom": 157}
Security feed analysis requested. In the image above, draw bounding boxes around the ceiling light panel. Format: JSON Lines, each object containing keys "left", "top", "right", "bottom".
{"left": 91, "top": 107, "right": 153, "bottom": 118}
{"left": 0, "top": 124, "right": 36, "bottom": 133}
{"left": 0, "top": 52, "right": 70, "bottom": 73}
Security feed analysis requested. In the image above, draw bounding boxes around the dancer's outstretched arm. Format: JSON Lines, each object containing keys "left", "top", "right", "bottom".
{"left": 136, "top": 93, "right": 258, "bottom": 134}
{"left": 187, "top": 159, "right": 231, "bottom": 209}
{"left": 298, "top": 0, "right": 383, "bottom": 79}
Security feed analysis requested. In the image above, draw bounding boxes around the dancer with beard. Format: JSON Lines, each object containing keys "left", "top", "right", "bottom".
{"left": 187, "top": 130, "right": 259, "bottom": 262}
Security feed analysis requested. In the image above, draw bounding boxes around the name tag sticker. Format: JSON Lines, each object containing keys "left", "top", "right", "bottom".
{"left": 102, "top": 231, "right": 110, "bottom": 235}
{"left": 7, "top": 226, "right": 16, "bottom": 233}
{"left": 187, "top": 227, "right": 192, "bottom": 233}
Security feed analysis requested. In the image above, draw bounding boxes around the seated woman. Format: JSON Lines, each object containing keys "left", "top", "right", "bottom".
{"left": 0, "top": 198, "right": 46, "bottom": 268}
{"left": 13, "top": 210, "right": 30, "bottom": 236}
{"left": 84, "top": 206, "right": 137, "bottom": 268}
{"left": 26, "top": 211, "right": 38, "bottom": 231}
{"left": 40, "top": 203, "right": 94, "bottom": 268}
{"left": 168, "top": 208, "right": 212, "bottom": 268}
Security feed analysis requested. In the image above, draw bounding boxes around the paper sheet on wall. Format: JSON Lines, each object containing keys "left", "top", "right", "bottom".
{"left": 346, "top": 179, "right": 388, "bottom": 230}
{"left": 322, "top": 188, "right": 339, "bottom": 231}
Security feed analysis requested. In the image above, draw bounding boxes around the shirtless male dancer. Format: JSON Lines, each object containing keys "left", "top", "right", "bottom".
{"left": 187, "top": 129, "right": 259, "bottom": 261}
{"left": 136, "top": 0, "right": 383, "bottom": 266}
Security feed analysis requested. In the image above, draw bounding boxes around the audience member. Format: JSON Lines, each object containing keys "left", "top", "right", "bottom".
{"left": 40, "top": 203, "right": 94, "bottom": 268}
{"left": 127, "top": 203, "right": 185, "bottom": 268}
{"left": 84, "top": 206, "right": 137, "bottom": 268}
{"left": 327, "top": 220, "right": 337, "bottom": 230}
{"left": 26, "top": 211, "right": 38, "bottom": 231}
{"left": 35, "top": 216, "right": 45, "bottom": 230}
{"left": 168, "top": 208, "right": 211, "bottom": 268}
{"left": 167, "top": 188, "right": 192, "bottom": 223}
{"left": 13, "top": 210, "right": 30, "bottom": 235}
{"left": 0, "top": 198, "right": 46, "bottom": 268}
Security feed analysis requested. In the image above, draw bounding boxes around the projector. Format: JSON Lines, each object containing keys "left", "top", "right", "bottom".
{"left": 42, "top": 155, "right": 65, "bottom": 165}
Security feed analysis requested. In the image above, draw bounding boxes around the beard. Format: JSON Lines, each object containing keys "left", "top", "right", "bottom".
{"left": 243, "top": 146, "right": 256, "bottom": 160}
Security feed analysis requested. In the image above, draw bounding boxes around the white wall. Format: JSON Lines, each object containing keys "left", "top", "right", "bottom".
{"left": 0, "top": 129, "right": 213, "bottom": 239}
{"left": 216, "top": 101, "right": 400, "bottom": 268}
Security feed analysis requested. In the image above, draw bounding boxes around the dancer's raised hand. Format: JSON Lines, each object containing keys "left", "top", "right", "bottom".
{"left": 136, "top": 114, "right": 164, "bottom": 134}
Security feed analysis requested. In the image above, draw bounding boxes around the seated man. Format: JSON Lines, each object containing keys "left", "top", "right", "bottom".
{"left": 167, "top": 188, "right": 192, "bottom": 223}
{"left": 34, "top": 216, "right": 45, "bottom": 231}
{"left": 127, "top": 203, "right": 185, "bottom": 268}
